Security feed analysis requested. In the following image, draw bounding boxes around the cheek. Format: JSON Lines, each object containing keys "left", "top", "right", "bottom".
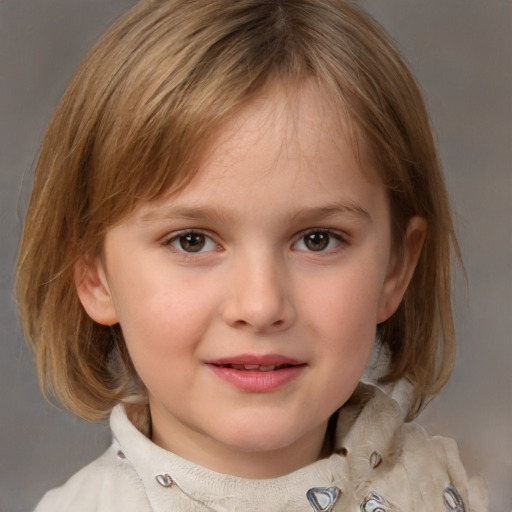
{"left": 110, "top": 269, "right": 220, "bottom": 373}
{"left": 305, "top": 265, "right": 385, "bottom": 333}
{"left": 301, "top": 263, "right": 384, "bottom": 378}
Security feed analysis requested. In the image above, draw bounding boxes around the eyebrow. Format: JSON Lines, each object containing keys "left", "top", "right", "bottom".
{"left": 139, "top": 205, "right": 238, "bottom": 225}
{"left": 288, "top": 202, "right": 372, "bottom": 224}
{"left": 138, "top": 201, "right": 371, "bottom": 226}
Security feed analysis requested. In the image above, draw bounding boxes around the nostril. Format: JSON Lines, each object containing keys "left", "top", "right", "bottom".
{"left": 220, "top": 287, "right": 296, "bottom": 332}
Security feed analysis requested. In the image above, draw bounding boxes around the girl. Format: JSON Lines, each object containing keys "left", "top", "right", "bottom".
{"left": 16, "top": 0, "right": 488, "bottom": 510}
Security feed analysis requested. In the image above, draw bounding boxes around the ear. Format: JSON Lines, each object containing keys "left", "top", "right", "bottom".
{"left": 74, "top": 257, "right": 118, "bottom": 326}
{"left": 377, "top": 216, "right": 427, "bottom": 323}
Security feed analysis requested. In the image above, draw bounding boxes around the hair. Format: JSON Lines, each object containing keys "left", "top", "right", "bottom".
{"left": 16, "top": 0, "right": 460, "bottom": 422}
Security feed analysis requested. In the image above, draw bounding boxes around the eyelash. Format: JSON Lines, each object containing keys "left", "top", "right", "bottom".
{"left": 163, "top": 230, "right": 220, "bottom": 255}
{"left": 162, "top": 228, "right": 349, "bottom": 256}
{"left": 292, "top": 229, "right": 348, "bottom": 254}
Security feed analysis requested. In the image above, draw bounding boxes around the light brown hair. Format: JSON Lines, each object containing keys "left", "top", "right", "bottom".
{"left": 16, "top": 0, "right": 460, "bottom": 421}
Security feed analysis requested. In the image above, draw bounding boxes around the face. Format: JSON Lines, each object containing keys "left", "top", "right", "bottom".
{"left": 77, "top": 82, "right": 422, "bottom": 478}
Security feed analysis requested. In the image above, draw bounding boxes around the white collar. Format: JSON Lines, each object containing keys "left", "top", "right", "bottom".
{"left": 110, "top": 384, "right": 402, "bottom": 511}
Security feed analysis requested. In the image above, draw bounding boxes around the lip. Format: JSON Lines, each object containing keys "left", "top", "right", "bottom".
{"left": 206, "top": 354, "right": 306, "bottom": 393}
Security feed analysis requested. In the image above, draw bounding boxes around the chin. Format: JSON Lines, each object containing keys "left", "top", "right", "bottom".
{"left": 226, "top": 435, "right": 292, "bottom": 454}
{"left": 213, "top": 417, "right": 313, "bottom": 454}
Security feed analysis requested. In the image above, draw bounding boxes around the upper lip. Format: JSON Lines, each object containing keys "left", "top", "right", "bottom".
{"left": 206, "top": 354, "right": 304, "bottom": 367}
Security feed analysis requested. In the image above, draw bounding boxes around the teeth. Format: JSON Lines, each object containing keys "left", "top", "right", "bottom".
{"left": 226, "top": 364, "right": 278, "bottom": 371}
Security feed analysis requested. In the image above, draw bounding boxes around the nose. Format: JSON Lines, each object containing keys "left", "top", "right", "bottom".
{"left": 220, "top": 252, "right": 296, "bottom": 334}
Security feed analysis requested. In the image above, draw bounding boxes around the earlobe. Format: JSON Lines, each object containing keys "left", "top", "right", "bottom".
{"left": 377, "top": 216, "right": 427, "bottom": 323}
{"left": 74, "top": 257, "right": 118, "bottom": 326}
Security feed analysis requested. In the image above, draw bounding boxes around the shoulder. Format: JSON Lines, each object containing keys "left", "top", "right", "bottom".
{"left": 397, "top": 423, "right": 488, "bottom": 511}
{"left": 34, "top": 444, "right": 151, "bottom": 512}
{"left": 337, "top": 384, "right": 488, "bottom": 512}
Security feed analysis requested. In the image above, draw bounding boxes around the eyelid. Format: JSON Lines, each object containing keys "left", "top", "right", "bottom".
{"left": 163, "top": 229, "right": 221, "bottom": 253}
{"left": 291, "top": 228, "right": 349, "bottom": 252}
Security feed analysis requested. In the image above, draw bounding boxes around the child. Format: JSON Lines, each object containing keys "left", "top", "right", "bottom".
{"left": 16, "top": 0, "right": 488, "bottom": 510}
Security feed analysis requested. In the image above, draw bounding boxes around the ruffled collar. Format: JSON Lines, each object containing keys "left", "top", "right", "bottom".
{"left": 111, "top": 384, "right": 403, "bottom": 511}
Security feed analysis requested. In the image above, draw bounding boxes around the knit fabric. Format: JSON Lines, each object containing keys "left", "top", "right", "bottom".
{"left": 34, "top": 384, "right": 488, "bottom": 511}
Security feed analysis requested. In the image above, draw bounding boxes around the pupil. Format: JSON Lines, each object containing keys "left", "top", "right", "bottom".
{"left": 305, "top": 232, "right": 329, "bottom": 251}
{"left": 180, "top": 233, "right": 205, "bottom": 252}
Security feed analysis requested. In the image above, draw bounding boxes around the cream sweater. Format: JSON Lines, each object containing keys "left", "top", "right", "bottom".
{"left": 34, "top": 384, "right": 488, "bottom": 511}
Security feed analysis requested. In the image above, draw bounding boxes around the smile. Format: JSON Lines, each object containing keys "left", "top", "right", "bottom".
{"left": 217, "top": 363, "right": 297, "bottom": 372}
{"left": 206, "top": 355, "right": 306, "bottom": 393}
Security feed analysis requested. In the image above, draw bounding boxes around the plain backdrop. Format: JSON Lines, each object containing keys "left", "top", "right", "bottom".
{"left": 0, "top": 1, "right": 510, "bottom": 511}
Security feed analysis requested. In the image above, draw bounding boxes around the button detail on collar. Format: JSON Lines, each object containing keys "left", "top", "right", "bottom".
{"left": 360, "top": 491, "right": 389, "bottom": 512}
{"left": 306, "top": 487, "right": 340, "bottom": 512}
{"left": 443, "top": 484, "right": 466, "bottom": 511}
{"left": 369, "top": 451, "right": 382, "bottom": 469}
{"left": 155, "top": 473, "right": 173, "bottom": 488}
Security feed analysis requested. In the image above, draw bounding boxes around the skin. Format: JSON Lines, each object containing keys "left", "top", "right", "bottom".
{"left": 76, "top": 81, "right": 426, "bottom": 479}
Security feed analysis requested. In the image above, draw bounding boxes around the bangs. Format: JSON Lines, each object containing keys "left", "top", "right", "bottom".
{"left": 17, "top": 0, "right": 458, "bottom": 420}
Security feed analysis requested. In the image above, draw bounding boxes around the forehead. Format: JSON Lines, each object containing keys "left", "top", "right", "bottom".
{"left": 206, "top": 81, "right": 358, "bottom": 170}
{"left": 135, "top": 81, "right": 387, "bottom": 226}
{"left": 181, "top": 81, "right": 378, "bottom": 192}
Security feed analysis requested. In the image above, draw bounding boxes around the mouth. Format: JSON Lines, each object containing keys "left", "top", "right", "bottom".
{"left": 206, "top": 355, "right": 306, "bottom": 392}
{"left": 207, "top": 354, "right": 305, "bottom": 371}
{"left": 214, "top": 363, "right": 300, "bottom": 372}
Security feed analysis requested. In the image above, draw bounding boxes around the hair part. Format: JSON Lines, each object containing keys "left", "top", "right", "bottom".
{"left": 17, "top": 0, "right": 460, "bottom": 421}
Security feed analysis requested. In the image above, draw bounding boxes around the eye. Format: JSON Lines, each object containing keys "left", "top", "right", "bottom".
{"left": 293, "top": 230, "right": 344, "bottom": 252}
{"left": 167, "top": 232, "right": 218, "bottom": 253}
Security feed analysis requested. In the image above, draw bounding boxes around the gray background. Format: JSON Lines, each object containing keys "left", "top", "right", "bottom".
{"left": 0, "top": 1, "right": 510, "bottom": 511}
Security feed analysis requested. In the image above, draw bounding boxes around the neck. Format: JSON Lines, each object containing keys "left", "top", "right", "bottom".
{"left": 149, "top": 409, "right": 330, "bottom": 479}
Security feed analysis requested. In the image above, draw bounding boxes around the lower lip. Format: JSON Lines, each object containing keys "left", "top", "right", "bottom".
{"left": 207, "top": 364, "right": 306, "bottom": 393}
